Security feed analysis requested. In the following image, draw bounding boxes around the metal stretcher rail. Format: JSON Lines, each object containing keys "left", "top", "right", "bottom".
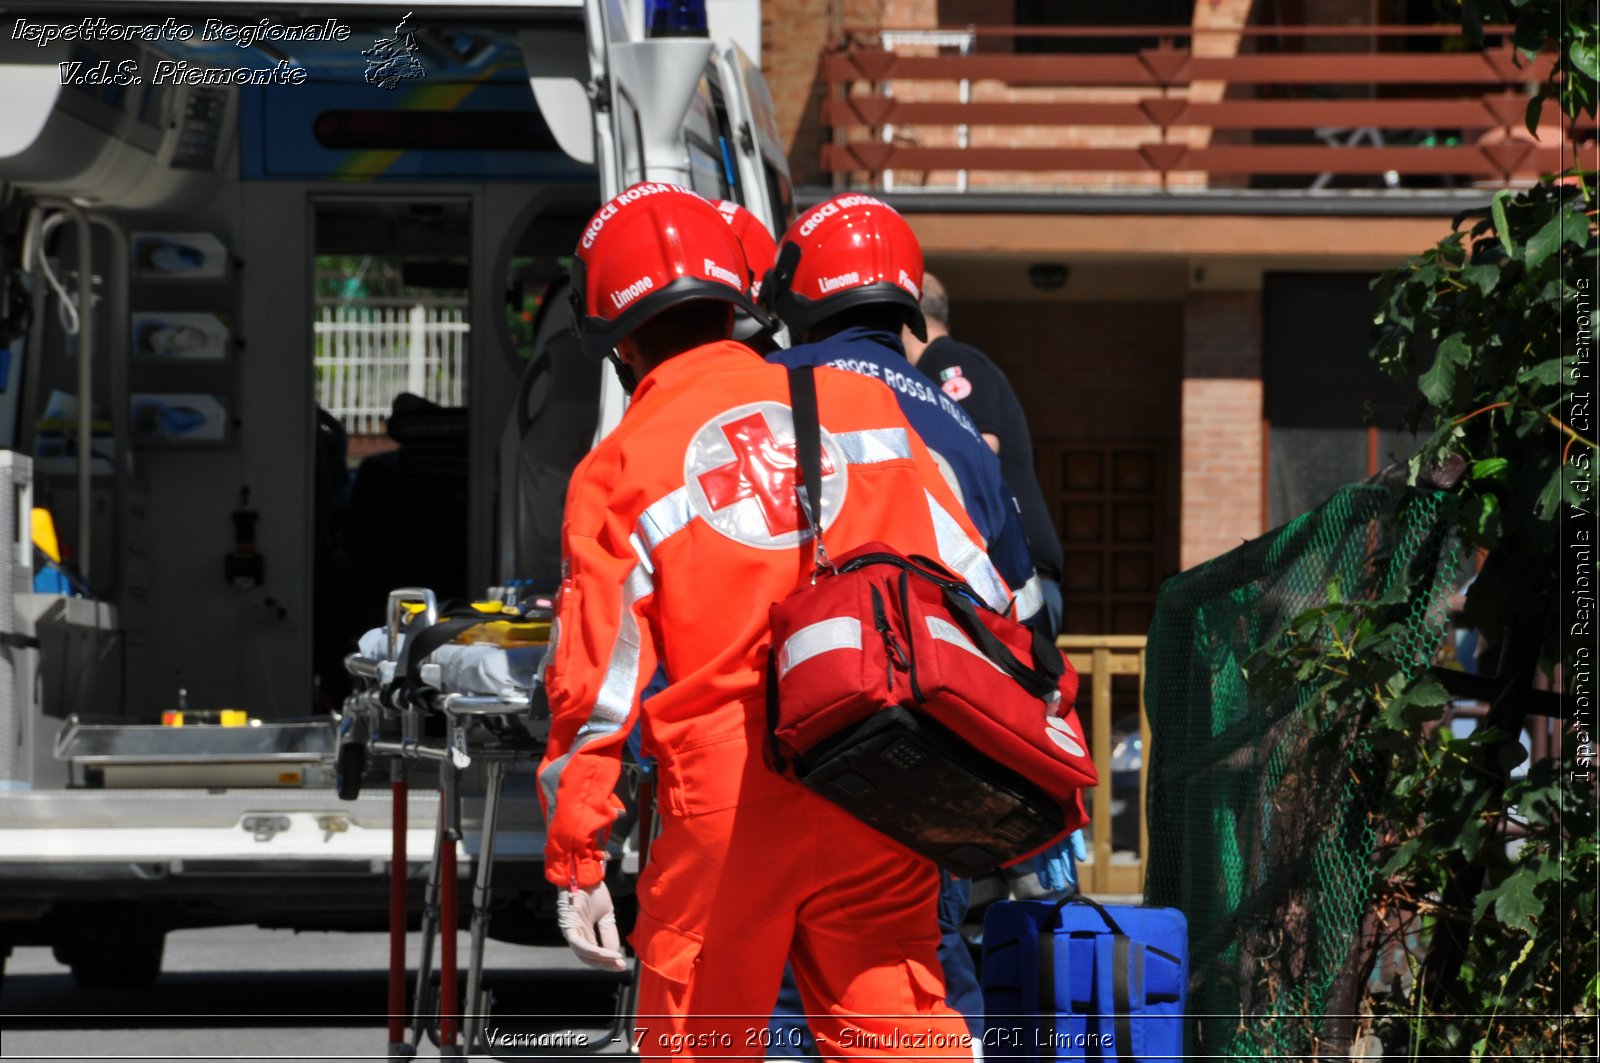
{"left": 334, "top": 587, "right": 584, "bottom": 1060}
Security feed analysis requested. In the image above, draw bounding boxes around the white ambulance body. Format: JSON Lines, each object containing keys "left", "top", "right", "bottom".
{"left": 0, "top": 0, "right": 790, "bottom": 986}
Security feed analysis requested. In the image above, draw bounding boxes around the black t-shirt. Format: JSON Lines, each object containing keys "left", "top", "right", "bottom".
{"left": 916, "top": 337, "right": 1064, "bottom": 578}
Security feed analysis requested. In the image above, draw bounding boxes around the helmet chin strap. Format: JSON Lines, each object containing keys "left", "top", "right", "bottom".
{"left": 607, "top": 349, "right": 638, "bottom": 394}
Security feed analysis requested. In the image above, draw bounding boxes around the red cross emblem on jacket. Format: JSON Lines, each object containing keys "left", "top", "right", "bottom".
{"left": 685, "top": 402, "right": 845, "bottom": 548}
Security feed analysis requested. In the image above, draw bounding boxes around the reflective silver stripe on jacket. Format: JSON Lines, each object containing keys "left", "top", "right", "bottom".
{"left": 539, "top": 562, "right": 654, "bottom": 819}
{"left": 633, "top": 486, "right": 694, "bottom": 563}
{"left": 924, "top": 489, "right": 1011, "bottom": 612}
{"left": 1012, "top": 573, "right": 1045, "bottom": 622}
{"left": 835, "top": 427, "right": 911, "bottom": 465}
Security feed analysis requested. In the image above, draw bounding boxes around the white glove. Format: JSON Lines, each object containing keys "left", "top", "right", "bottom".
{"left": 555, "top": 881, "right": 628, "bottom": 972}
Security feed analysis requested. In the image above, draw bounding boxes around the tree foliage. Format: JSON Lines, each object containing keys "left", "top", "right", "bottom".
{"left": 1440, "top": 0, "right": 1599, "bottom": 129}
{"left": 1371, "top": 182, "right": 1592, "bottom": 670}
{"left": 1248, "top": 0, "right": 1597, "bottom": 1055}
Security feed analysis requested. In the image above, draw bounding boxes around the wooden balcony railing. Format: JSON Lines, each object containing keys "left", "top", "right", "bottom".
{"left": 821, "top": 25, "right": 1572, "bottom": 192}
{"left": 1059, "top": 634, "right": 1148, "bottom": 896}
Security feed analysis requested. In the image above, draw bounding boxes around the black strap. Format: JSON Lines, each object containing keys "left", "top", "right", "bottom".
{"left": 0, "top": 631, "right": 39, "bottom": 650}
{"left": 844, "top": 550, "right": 965, "bottom": 590}
{"left": 842, "top": 549, "right": 1064, "bottom": 699}
{"left": 771, "top": 364, "right": 823, "bottom": 779}
{"left": 940, "top": 587, "right": 1061, "bottom": 699}
{"left": 1031, "top": 624, "right": 1066, "bottom": 687}
{"left": 397, "top": 609, "right": 514, "bottom": 689}
{"left": 787, "top": 365, "right": 824, "bottom": 569}
{"left": 1113, "top": 932, "right": 1135, "bottom": 1063}
{"left": 1067, "top": 895, "right": 1182, "bottom": 967}
{"left": 764, "top": 645, "right": 788, "bottom": 774}
{"left": 1056, "top": 892, "right": 1127, "bottom": 934}
{"left": 1037, "top": 918, "right": 1056, "bottom": 1032}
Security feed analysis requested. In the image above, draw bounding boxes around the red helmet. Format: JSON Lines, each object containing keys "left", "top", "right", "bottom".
{"left": 764, "top": 193, "right": 926, "bottom": 341}
{"left": 713, "top": 200, "right": 778, "bottom": 299}
{"left": 571, "top": 183, "right": 759, "bottom": 359}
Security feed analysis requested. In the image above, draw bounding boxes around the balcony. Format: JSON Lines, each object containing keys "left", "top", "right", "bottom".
{"left": 820, "top": 24, "right": 1573, "bottom": 197}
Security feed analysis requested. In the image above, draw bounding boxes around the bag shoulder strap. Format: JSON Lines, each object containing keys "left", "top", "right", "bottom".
{"left": 844, "top": 549, "right": 1063, "bottom": 699}
{"left": 398, "top": 603, "right": 522, "bottom": 689}
{"left": 786, "top": 365, "right": 828, "bottom": 572}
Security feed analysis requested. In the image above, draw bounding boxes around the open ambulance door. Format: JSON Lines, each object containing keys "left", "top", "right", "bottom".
{"left": 572, "top": 1, "right": 781, "bottom": 443}
{"left": 502, "top": 1, "right": 788, "bottom": 580}
{"left": 717, "top": 42, "right": 794, "bottom": 236}
{"left": 587, "top": 3, "right": 713, "bottom": 442}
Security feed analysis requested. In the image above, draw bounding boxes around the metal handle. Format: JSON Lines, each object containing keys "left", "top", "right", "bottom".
{"left": 442, "top": 693, "right": 532, "bottom": 717}
{"left": 385, "top": 588, "right": 439, "bottom": 660}
{"left": 344, "top": 653, "right": 383, "bottom": 680}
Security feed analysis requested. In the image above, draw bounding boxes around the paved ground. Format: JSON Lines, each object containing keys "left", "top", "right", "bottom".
{"left": 1, "top": 926, "right": 631, "bottom": 1061}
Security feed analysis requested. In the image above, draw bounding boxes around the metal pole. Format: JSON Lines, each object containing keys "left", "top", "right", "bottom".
{"left": 0, "top": 453, "right": 25, "bottom": 787}
{"left": 68, "top": 207, "right": 91, "bottom": 589}
{"left": 25, "top": 200, "right": 94, "bottom": 586}
{"left": 388, "top": 759, "right": 412, "bottom": 1057}
{"left": 409, "top": 783, "right": 445, "bottom": 1051}
{"left": 86, "top": 215, "right": 126, "bottom": 605}
{"left": 438, "top": 783, "right": 461, "bottom": 1055}
{"left": 463, "top": 759, "right": 507, "bottom": 1055}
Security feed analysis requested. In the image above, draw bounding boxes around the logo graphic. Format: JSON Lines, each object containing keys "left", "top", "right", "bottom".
{"left": 941, "top": 375, "right": 972, "bottom": 401}
{"left": 363, "top": 12, "right": 425, "bottom": 90}
{"left": 685, "top": 402, "right": 848, "bottom": 548}
{"left": 1045, "top": 715, "right": 1085, "bottom": 758}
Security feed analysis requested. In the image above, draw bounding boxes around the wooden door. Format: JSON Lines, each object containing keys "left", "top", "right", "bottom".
{"left": 1036, "top": 441, "right": 1164, "bottom": 636}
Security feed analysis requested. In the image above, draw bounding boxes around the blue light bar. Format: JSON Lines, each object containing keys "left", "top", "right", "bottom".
{"left": 646, "top": 0, "right": 708, "bottom": 38}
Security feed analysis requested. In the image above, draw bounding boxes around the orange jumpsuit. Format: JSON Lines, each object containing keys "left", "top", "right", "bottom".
{"left": 539, "top": 340, "right": 1014, "bottom": 1060}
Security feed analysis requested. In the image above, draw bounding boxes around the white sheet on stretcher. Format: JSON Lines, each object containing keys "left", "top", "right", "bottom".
{"left": 357, "top": 628, "right": 545, "bottom": 700}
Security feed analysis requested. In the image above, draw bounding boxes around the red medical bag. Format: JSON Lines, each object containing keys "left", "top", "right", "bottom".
{"left": 765, "top": 367, "right": 1096, "bottom": 877}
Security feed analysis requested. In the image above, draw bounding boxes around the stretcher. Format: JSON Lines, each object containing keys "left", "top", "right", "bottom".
{"left": 335, "top": 587, "right": 640, "bottom": 1060}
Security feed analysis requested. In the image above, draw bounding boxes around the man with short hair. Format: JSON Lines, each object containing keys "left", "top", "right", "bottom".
{"left": 540, "top": 184, "right": 988, "bottom": 1057}
{"left": 903, "top": 272, "right": 1067, "bottom": 638}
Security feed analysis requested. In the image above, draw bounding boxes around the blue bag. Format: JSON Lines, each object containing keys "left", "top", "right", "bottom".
{"left": 981, "top": 896, "right": 1188, "bottom": 1062}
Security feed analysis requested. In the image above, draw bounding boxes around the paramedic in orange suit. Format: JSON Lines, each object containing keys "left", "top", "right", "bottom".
{"left": 537, "top": 184, "right": 1011, "bottom": 1058}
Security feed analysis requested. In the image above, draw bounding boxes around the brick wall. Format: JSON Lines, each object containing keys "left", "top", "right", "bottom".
{"left": 762, "top": 0, "right": 842, "bottom": 186}
{"left": 761, "top": 0, "right": 937, "bottom": 185}
{"left": 1180, "top": 290, "right": 1264, "bottom": 569}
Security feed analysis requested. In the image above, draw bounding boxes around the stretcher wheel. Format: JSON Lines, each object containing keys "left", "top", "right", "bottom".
{"left": 336, "top": 742, "right": 367, "bottom": 800}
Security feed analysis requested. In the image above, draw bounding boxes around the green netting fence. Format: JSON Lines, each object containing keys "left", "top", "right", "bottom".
{"left": 1143, "top": 483, "right": 1460, "bottom": 1059}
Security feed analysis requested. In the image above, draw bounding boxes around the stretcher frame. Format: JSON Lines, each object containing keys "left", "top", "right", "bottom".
{"left": 336, "top": 587, "right": 637, "bottom": 1060}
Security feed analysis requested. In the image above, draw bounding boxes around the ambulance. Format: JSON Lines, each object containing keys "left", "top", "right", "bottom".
{"left": 0, "top": 0, "right": 791, "bottom": 989}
